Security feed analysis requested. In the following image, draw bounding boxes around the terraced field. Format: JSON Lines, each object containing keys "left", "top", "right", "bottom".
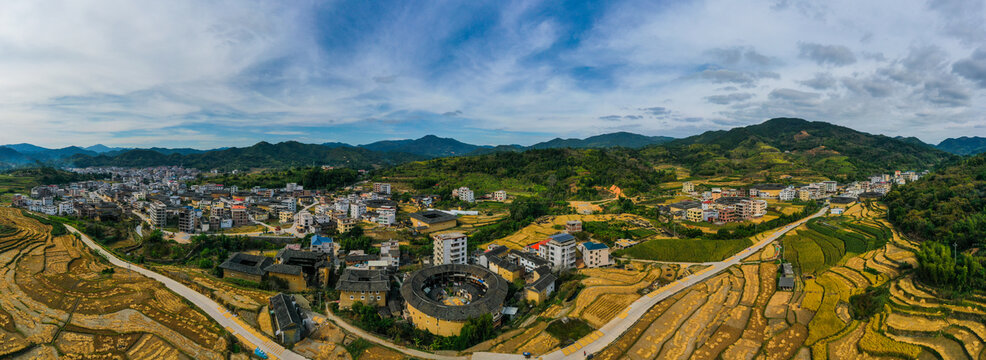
{"left": 0, "top": 208, "right": 228, "bottom": 359}
{"left": 595, "top": 202, "right": 986, "bottom": 360}
{"left": 574, "top": 265, "right": 666, "bottom": 328}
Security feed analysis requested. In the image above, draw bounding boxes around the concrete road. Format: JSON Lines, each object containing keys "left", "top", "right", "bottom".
{"left": 538, "top": 207, "right": 828, "bottom": 359}
{"left": 66, "top": 224, "right": 306, "bottom": 360}
{"left": 323, "top": 310, "right": 466, "bottom": 360}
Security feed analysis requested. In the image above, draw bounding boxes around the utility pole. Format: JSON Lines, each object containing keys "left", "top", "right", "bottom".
{"left": 953, "top": 241, "right": 958, "bottom": 262}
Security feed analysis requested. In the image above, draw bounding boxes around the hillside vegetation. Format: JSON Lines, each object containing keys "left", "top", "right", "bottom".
{"left": 377, "top": 148, "right": 676, "bottom": 200}
{"left": 651, "top": 118, "right": 955, "bottom": 180}
{"left": 69, "top": 141, "right": 424, "bottom": 171}
{"left": 884, "top": 153, "right": 986, "bottom": 293}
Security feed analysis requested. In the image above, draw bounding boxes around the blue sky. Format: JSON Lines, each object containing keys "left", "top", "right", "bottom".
{"left": 0, "top": 0, "right": 985, "bottom": 148}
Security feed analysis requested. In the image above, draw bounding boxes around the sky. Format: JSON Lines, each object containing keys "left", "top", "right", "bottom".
{"left": 0, "top": 0, "right": 985, "bottom": 149}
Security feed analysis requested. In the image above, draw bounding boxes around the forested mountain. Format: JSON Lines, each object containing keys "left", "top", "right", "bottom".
{"left": 195, "top": 167, "right": 359, "bottom": 190}
{"left": 529, "top": 132, "right": 674, "bottom": 150}
{"left": 884, "top": 153, "right": 986, "bottom": 293}
{"left": 69, "top": 141, "right": 424, "bottom": 171}
{"left": 936, "top": 136, "right": 986, "bottom": 155}
{"left": 360, "top": 135, "right": 488, "bottom": 158}
{"left": 377, "top": 147, "right": 676, "bottom": 200}
{"left": 651, "top": 118, "right": 956, "bottom": 180}
{"left": 885, "top": 153, "right": 986, "bottom": 250}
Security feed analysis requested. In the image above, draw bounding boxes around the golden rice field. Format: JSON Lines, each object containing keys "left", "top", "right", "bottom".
{"left": 489, "top": 213, "right": 653, "bottom": 250}
{"left": 593, "top": 202, "right": 985, "bottom": 360}
{"left": 0, "top": 207, "right": 227, "bottom": 359}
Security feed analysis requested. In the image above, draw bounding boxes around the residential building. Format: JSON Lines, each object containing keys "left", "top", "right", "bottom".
{"left": 219, "top": 253, "right": 273, "bottom": 283}
{"left": 538, "top": 233, "right": 577, "bottom": 270}
{"left": 149, "top": 201, "right": 167, "bottom": 228}
{"left": 349, "top": 202, "right": 366, "bottom": 219}
{"left": 377, "top": 240, "right": 400, "bottom": 267}
{"left": 686, "top": 207, "right": 704, "bottom": 222}
{"left": 565, "top": 220, "right": 582, "bottom": 233}
{"left": 457, "top": 187, "right": 475, "bottom": 203}
{"left": 337, "top": 218, "right": 357, "bottom": 234}
{"left": 231, "top": 205, "right": 248, "bottom": 227}
{"left": 492, "top": 190, "right": 507, "bottom": 202}
{"left": 433, "top": 232, "right": 468, "bottom": 265}
{"left": 524, "top": 273, "right": 557, "bottom": 304}
{"left": 798, "top": 188, "right": 813, "bottom": 201}
{"left": 822, "top": 181, "right": 837, "bottom": 193}
{"left": 310, "top": 235, "right": 336, "bottom": 256}
{"left": 279, "top": 210, "right": 294, "bottom": 223}
{"left": 682, "top": 181, "right": 695, "bottom": 193}
{"left": 487, "top": 256, "right": 523, "bottom": 282}
{"left": 178, "top": 207, "right": 196, "bottom": 233}
{"left": 578, "top": 242, "right": 610, "bottom": 268}
{"left": 336, "top": 268, "right": 389, "bottom": 308}
{"left": 409, "top": 210, "right": 457, "bottom": 233}
{"left": 373, "top": 182, "right": 392, "bottom": 195}
{"left": 264, "top": 264, "right": 307, "bottom": 292}
{"left": 779, "top": 186, "right": 797, "bottom": 201}
{"left": 269, "top": 293, "right": 306, "bottom": 345}
{"left": 509, "top": 249, "right": 552, "bottom": 273}
{"left": 375, "top": 206, "right": 396, "bottom": 226}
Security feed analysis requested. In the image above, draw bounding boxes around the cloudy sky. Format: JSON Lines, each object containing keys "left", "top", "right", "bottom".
{"left": 1, "top": 0, "right": 984, "bottom": 149}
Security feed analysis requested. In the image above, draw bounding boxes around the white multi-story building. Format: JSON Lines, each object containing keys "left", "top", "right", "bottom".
{"left": 538, "top": 233, "right": 577, "bottom": 270}
{"left": 457, "top": 187, "right": 474, "bottom": 203}
{"left": 578, "top": 242, "right": 610, "bottom": 268}
{"left": 373, "top": 183, "right": 391, "bottom": 195}
{"left": 492, "top": 190, "right": 507, "bottom": 202}
{"left": 349, "top": 203, "right": 366, "bottom": 219}
{"left": 149, "top": 201, "right": 167, "bottom": 228}
{"left": 283, "top": 198, "right": 297, "bottom": 213}
{"left": 433, "top": 232, "right": 468, "bottom": 265}
{"left": 779, "top": 186, "right": 797, "bottom": 201}
{"left": 376, "top": 206, "right": 396, "bottom": 226}
{"left": 682, "top": 181, "right": 695, "bottom": 193}
{"left": 822, "top": 181, "right": 837, "bottom": 193}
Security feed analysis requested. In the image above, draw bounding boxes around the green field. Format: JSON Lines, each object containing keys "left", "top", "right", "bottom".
{"left": 0, "top": 174, "right": 36, "bottom": 203}
{"left": 615, "top": 237, "right": 752, "bottom": 263}
{"left": 782, "top": 217, "right": 890, "bottom": 275}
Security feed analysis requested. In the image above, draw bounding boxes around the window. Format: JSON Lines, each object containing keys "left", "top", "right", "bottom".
{"left": 349, "top": 295, "right": 354, "bottom": 300}
{"left": 361, "top": 296, "right": 365, "bottom": 300}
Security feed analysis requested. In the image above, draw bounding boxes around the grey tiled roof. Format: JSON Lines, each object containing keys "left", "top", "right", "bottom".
{"left": 219, "top": 253, "right": 273, "bottom": 276}
{"left": 400, "top": 264, "right": 508, "bottom": 321}
{"left": 336, "top": 268, "right": 389, "bottom": 292}
{"left": 528, "top": 273, "right": 557, "bottom": 292}
{"left": 269, "top": 293, "right": 303, "bottom": 330}
{"left": 265, "top": 263, "right": 303, "bottom": 276}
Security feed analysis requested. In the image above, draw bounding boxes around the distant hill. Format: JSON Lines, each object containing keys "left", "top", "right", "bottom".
{"left": 893, "top": 136, "right": 932, "bottom": 147}
{"left": 530, "top": 132, "right": 674, "bottom": 150}
{"left": 1, "top": 143, "right": 49, "bottom": 154}
{"left": 936, "top": 136, "right": 986, "bottom": 156}
{"left": 377, "top": 147, "right": 676, "bottom": 201}
{"left": 68, "top": 141, "right": 425, "bottom": 171}
{"left": 655, "top": 118, "right": 956, "bottom": 180}
{"left": 84, "top": 144, "right": 129, "bottom": 153}
{"left": 360, "top": 135, "right": 489, "bottom": 158}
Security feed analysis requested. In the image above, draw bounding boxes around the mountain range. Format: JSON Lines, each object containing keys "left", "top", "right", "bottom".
{"left": 0, "top": 123, "right": 975, "bottom": 172}
{"left": 934, "top": 136, "right": 986, "bottom": 156}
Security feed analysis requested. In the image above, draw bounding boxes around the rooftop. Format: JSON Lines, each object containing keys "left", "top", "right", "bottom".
{"left": 269, "top": 293, "right": 303, "bottom": 330}
{"left": 336, "top": 268, "right": 389, "bottom": 292}
{"left": 409, "top": 210, "right": 457, "bottom": 225}
{"left": 265, "top": 263, "right": 303, "bottom": 276}
{"left": 219, "top": 253, "right": 273, "bottom": 276}
{"left": 400, "top": 264, "right": 509, "bottom": 321}
{"left": 528, "top": 273, "right": 557, "bottom": 292}
{"left": 581, "top": 242, "right": 609, "bottom": 251}
{"left": 548, "top": 232, "right": 576, "bottom": 245}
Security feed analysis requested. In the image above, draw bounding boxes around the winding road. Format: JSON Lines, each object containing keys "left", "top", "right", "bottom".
{"left": 537, "top": 206, "right": 828, "bottom": 359}
{"left": 66, "top": 224, "right": 306, "bottom": 360}
{"left": 66, "top": 205, "right": 826, "bottom": 360}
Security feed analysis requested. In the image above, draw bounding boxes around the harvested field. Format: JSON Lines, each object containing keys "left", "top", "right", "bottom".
{"left": 0, "top": 208, "right": 227, "bottom": 359}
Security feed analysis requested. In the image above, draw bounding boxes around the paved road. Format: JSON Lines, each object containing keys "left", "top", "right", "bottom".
{"left": 538, "top": 206, "right": 828, "bottom": 359}
{"left": 323, "top": 309, "right": 466, "bottom": 360}
{"left": 66, "top": 224, "right": 306, "bottom": 360}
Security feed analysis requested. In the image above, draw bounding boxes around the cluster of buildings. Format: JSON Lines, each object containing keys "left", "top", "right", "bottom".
{"left": 12, "top": 181, "right": 124, "bottom": 220}
{"left": 451, "top": 186, "right": 508, "bottom": 203}
{"left": 665, "top": 197, "right": 768, "bottom": 224}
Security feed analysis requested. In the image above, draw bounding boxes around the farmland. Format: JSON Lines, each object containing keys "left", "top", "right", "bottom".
{"left": 615, "top": 237, "right": 751, "bottom": 263}
{"left": 0, "top": 207, "right": 228, "bottom": 359}
{"left": 594, "top": 201, "right": 986, "bottom": 360}
{"left": 488, "top": 213, "right": 658, "bottom": 250}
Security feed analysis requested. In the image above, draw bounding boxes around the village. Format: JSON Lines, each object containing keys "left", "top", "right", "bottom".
{"left": 3, "top": 165, "right": 930, "bottom": 356}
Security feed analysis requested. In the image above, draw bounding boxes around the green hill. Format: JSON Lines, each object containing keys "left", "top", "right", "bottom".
{"left": 884, "top": 153, "right": 986, "bottom": 250}
{"left": 69, "top": 141, "right": 424, "bottom": 171}
{"left": 376, "top": 148, "right": 675, "bottom": 200}
{"left": 529, "top": 132, "right": 674, "bottom": 150}
{"left": 360, "top": 135, "right": 489, "bottom": 158}
{"left": 651, "top": 118, "right": 956, "bottom": 180}
{"left": 936, "top": 136, "right": 986, "bottom": 155}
